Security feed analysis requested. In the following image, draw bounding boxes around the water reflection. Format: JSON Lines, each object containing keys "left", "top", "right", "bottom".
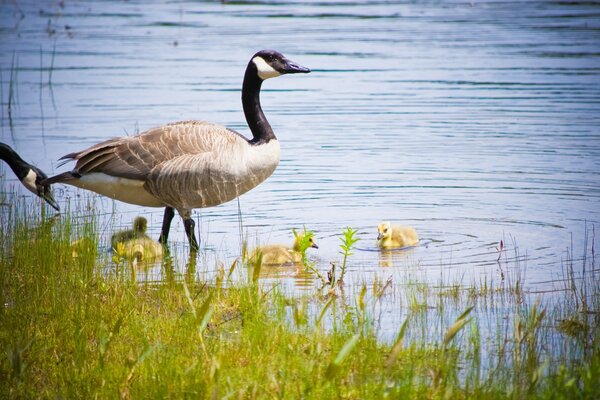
{"left": 259, "top": 263, "right": 316, "bottom": 290}
{"left": 376, "top": 247, "right": 418, "bottom": 268}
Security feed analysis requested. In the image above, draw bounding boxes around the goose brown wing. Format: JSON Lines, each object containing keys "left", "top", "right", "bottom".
{"left": 62, "top": 121, "right": 241, "bottom": 181}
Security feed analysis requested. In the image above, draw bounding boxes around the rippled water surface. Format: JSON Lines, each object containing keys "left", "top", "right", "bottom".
{"left": 1, "top": 1, "right": 599, "bottom": 294}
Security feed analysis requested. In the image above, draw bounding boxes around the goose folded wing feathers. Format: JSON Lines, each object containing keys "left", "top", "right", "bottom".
{"left": 64, "top": 121, "right": 240, "bottom": 181}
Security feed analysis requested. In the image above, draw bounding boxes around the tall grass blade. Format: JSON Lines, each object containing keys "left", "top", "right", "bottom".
{"left": 326, "top": 334, "right": 360, "bottom": 379}
{"left": 444, "top": 306, "right": 474, "bottom": 348}
{"left": 251, "top": 251, "right": 262, "bottom": 284}
{"left": 317, "top": 296, "right": 335, "bottom": 327}
{"left": 182, "top": 280, "right": 196, "bottom": 317}
{"left": 386, "top": 316, "right": 410, "bottom": 367}
{"left": 197, "top": 293, "right": 213, "bottom": 333}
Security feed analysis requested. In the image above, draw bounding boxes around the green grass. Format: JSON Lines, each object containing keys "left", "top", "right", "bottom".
{"left": 1, "top": 188, "right": 599, "bottom": 398}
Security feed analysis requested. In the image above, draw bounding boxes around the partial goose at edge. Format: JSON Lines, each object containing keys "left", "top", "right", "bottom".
{"left": 1, "top": 142, "right": 60, "bottom": 211}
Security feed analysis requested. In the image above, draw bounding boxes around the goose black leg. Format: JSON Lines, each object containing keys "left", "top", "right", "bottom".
{"left": 159, "top": 206, "right": 175, "bottom": 244}
{"left": 183, "top": 217, "right": 199, "bottom": 251}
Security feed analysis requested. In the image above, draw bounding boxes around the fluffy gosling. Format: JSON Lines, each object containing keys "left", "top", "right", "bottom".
{"left": 111, "top": 216, "right": 149, "bottom": 249}
{"left": 115, "top": 237, "right": 163, "bottom": 263}
{"left": 377, "top": 221, "right": 419, "bottom": 249}
{"left": 111, "top": 216, "right": 162, "bottom": 262}
{"left": 249, "top": 234, "right": 318, "bottom": 266}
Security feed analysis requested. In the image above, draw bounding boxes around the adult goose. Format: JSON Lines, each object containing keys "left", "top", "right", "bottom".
{"left": 1, "top": 142, "right": 60, "bottom": 211}
{"left": 44, "top": 50, "right": 310, "bottom": 250}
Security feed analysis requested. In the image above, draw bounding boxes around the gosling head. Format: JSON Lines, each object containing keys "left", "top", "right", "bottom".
{"left": 292, "top": 234, "right": 319, "bottom": 252}
{"left": 250, "top": 50, "right": 311, "bottom": 81}
{"left": 377, "top": 221, "right": 392, "bottom": 241}
{"left": 133, "top": 216, "right": 148, "bottom": 234}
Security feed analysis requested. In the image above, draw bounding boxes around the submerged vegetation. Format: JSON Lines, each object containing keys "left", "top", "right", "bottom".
{"left": 0, "top": 189, "right": 599, "bottom": 398}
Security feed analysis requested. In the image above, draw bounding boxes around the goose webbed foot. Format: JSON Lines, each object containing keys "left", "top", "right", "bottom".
{"left": 184, "top": 217, "right": 200, "bottom": 252}
{"left": 159, "top": 206, "right": 175, "bottom": 245}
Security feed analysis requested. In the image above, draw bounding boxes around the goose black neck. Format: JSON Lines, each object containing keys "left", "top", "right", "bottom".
{"left": 0, "top": 143, "right": 29, "bottom": 179}
{"left": 242, "top": 64, "right": 275, "bottom": 145}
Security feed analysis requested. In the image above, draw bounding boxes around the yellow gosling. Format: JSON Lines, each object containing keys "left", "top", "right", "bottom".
{"left": 111, "top": 216, "right": 149, "bottom": 249}
{"left": 249, "top": 234, "right": 318, "bottom": 266}
{"left": 115, "top": 237, "right": 163, "bottom": 263}
{"left": 377, "top": 221, "right": 419, "bottom": 249}
{"left": 111, "top": 216, "right": 163, "bottom": 263}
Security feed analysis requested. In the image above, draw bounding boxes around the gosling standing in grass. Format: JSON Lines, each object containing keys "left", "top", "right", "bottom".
{"left": 377, "top": 221, "right": 419, "bottom": 249}
{"left": 249, "top": 233, "right": 318, "bottom": 266}
{"left": 111, "top": 216, "right": 163, "bottom": 262}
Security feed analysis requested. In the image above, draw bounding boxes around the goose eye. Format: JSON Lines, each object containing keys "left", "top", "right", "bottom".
{"left": 384, "top": 228, "right": 388, "bottom": 233}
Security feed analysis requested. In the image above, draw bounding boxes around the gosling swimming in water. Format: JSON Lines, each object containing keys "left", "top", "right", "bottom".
{"left": 249, "top": 233, "right": 318, "bottom": 266}
{"left": 111, "top": 216, "right": 162, "bottom": 262}
{"left": 377, "top": 221, "right": 419, "bottom": 249}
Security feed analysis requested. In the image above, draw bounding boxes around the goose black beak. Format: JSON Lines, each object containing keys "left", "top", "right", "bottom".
{"left": 41, "top": 189, "right": 60, "bottom": 211}
{"left": 311, "top": 243, "right": 319, "bottom": 249}
{"left": 377, "top": 233, "right": 382, "bottom": 241}
{"left": 283, "top": 59, "right": 311, "bottom": 74}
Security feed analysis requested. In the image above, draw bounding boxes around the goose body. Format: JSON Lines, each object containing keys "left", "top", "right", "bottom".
{"left": 377, "top": 221, "right": 419, "bottom": 249}
{"left": 44, "top": 50, "right": 310, "bottom": 250}
{"left": 64, "top": 122, "right": 281, "bottom": 209}
{"left": 249, "top": 234, "right": 318, "bottom": 266}
{"left": 0, "top": 143, "right": 60, "bottom": 211}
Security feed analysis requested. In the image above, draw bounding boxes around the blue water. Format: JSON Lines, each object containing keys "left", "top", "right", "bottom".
{"left": 1, "top": 1, "right": 599, "bottom": 295}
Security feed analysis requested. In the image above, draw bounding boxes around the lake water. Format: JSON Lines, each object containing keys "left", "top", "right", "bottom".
{"left": 1, "top": 1, "right": 599, "bottom": 297}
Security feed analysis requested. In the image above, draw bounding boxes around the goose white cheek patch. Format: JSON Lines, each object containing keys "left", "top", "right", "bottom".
{"left": 253, "top": 56, "right": 281, "bottom": 80}
{"left": 22, "top": 169, "right": 38, "bottom": 194}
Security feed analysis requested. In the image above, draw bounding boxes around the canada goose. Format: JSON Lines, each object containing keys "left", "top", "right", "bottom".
{"left": 43, "top": 50, "right": 310, "bottom": 251}
{"left": 249, "top": 234, "right": 319, "bottom": 266}
{"left": 0, "top": 142, "right": 59, "bottom": 211}
{"left": 377, "top": 221, "right": 419, "bottom": 249}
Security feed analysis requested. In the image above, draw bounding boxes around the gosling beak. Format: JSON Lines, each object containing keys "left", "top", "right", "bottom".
{"left": 311, "top": 242, "right": 319, "bottom": 249}
{"left": 283, "top": 58, "right": 311, "bottom": 74}
{"left": 377, "top": 233, "right": 382, "bottom": 241}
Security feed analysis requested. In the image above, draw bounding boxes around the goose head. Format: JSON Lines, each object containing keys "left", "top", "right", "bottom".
{"left": 250, "top": 50, "right": 310, "bottom": 81}
{"left": 24, "top": 166, "right": 60, "bottom": 212}
{"left": 377, "top": 221, "right": 392, "bottom": 241}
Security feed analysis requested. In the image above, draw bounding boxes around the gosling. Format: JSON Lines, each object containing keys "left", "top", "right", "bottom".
{"left": 111, "top": 216, "right": 162, "bottom": 262}
{"left": 377, "top": 221, "right": 419, "bottom": 249}
{"left": 111, "top": 216, "right": 149, "bottom": 249}
{"left": 116, "top": 237, "right": 163, "bottom": 263}
{"left": 249, "top": 234, "right": 319, "bottom": 266}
